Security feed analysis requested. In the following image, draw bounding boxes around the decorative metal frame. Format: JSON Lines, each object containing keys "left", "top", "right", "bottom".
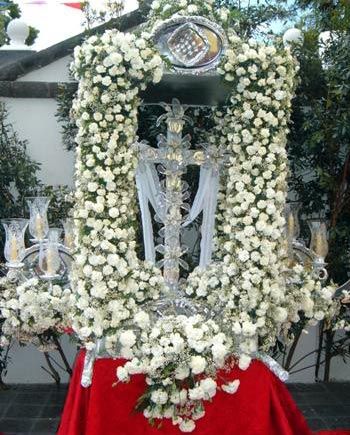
{"left": 292, "top": 240, "right": 328, "bottom": 281}
{"left": 6, "top": 242, "right": 73, "bottom": 285}
{"left": 153, "top": 15, "right": 229, "bottom": 75}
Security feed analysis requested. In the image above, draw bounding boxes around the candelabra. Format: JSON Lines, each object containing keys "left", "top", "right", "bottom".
{"left": 1, "top": 197, "right": 73, "bottom": 286}
{"left": 285, "top": 202, "right": 329, "bottom": 281}
{"left": 285, "top": 202, "right": 350, "bottom": 303}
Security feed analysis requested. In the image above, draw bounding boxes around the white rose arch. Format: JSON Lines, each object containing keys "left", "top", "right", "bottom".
{"left": 68, "top": 0, "right": 334, "bottom": 430}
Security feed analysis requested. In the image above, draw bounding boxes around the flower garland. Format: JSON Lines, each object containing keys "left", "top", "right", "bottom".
{"left": 70, "top": 30, "right": 164, "bottom": 355}
{"left": 186, "top": 30, "right": 300, "bottom": 362}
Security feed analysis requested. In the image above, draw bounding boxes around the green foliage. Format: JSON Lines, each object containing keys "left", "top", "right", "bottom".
{"left": 0, "top": 102, "right": 41, "bottom": 220}
{"left": 297, "top": 0, "right": 350, "bottom": 31}
{"left": 288, "top": 5, "right": 350, "bottom": 285}
{"left": 80, "top": 0, "right": 124, "bottom": 30}
{"left": 56, "top": 85, "right": 78, "bottom": 152}
{"left": 215, "top": 0, "right": 297, "bottom": 37}
{"left": 40, "top": 185, "right": 74, "bottom": 226}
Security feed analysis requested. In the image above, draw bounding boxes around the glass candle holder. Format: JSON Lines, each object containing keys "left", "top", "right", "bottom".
{"left": 38, "top": 228, "right": 62, "bottom": 279}
{"left": 167, "top": 117, "right": 185, "bottom": 134}
{"left": 308, "top": 219, "right": 329, "bottom": 259}
{"left": 62, "top": 218, "right": 74, "bottom": 250}
{"left": 285, "top": 202, "right": 301, "bottom": 240}
{"left": 1, "top": 218, "right": 28, "bottom": 267}
{"left": 26, "top": 197, "right": 50, "bottom": 242}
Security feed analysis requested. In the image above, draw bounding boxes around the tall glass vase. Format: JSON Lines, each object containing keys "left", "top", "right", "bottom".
{"left": 26, "top": 197, "right": 50, "bottom": 242}
{"left": 1, "top": 218, "right": 28, "bottom": 267}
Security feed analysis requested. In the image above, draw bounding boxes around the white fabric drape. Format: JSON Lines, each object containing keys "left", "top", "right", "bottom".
{"left": 136, "top": 162, "right": 220, "bottom": 268}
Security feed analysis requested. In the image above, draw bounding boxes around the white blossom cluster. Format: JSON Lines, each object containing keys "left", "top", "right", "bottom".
{"left": 148, "top": 0, "right": 230, "bottom": 29}
{"left": 70, "top": 29, "right": 165, "bottom": 354}
{"left": 86, "top": 0, "right": 123, "bottom": 16}
{"left": 0, "top": 277, "right": 72, "bottom": 347}
{"left": 282, "top": 265, "right": 338, "bottom": 334}
{"left": 116, "top": 314, "right": 238, "bottom": 431}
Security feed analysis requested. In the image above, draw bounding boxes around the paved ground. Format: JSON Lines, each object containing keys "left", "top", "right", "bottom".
{"left": 0, "top": 382, "right": 349, "bottom": 434}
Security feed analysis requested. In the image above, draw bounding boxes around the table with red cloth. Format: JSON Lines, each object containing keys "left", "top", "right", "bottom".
{"left": 58, "top": 351, "right": 350, "bottom": 435}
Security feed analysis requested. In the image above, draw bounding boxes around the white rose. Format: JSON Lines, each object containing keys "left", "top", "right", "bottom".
{"left": 150, "top": 390, "right": 168, "bottom": 405}
{"left": 101, "top": 76, "right": 112, "bottom": 87}
{"left": 187, "top": 4, "right": 198, "bottom": 13}
{"left": 238, "top": 249, "right": 250, "bottom": 262}
{"left": 119, "top": 330, "right": 136, "bottom": 347}
{"left": 175, "top": 365, "right": 190, "bottom": 380}
{"left": 116, "top": 366, "right": 129, "bottom": 382}
{"left": 314, "top": 311, "right": 325, "bottom": 321}
{"left": 109, "top": 208, "right": 119, "bottom": 218}
{"left": 275, "top": 307, "right": 288, "bottom": 322}
{"left": 200, "top": 378, "right": 217, "bottom": 398}
{"left": 238, "top": 354, "right": 251, "bottom": 370}
{"left": 151, "top": 0, "right": 160, "bottom": 9}
{"left": 212, "top": 342, "right": 228, "bottom": 365}
{"left": 134, "top": 311, "right": 150, "bottom": 329}
{"left": 222, "top": 379, "right": 240, "bottom": 394}
{"left": 274, "top": 90, "right": 286, "bottom": 100}
{"left": 179, "top": 420, "right": 196, "bottom": 433}
{"left": 190, "top": 355, "right": 207, "bottom": 375}
{"left": 188, "top": 386, "right": 205, "bottom": 401}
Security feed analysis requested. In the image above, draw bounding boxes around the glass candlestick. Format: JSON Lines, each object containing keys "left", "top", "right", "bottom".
{"left": 308, "top": 219, "right": 329, "bottom": 259}
{"left": 62, "top": 218, "right": 74, "bottom": 250}
{"left": 285, "top": 202, "right": 301, "bottom": 240}
{"left": 38, "top": 228, "right": 62, "bottom": 279}
{"left": 26, "top": 197, "right": 50, "bottom": 242}
{"left": 1, "top": 219, "right": 28, "bottom": 268}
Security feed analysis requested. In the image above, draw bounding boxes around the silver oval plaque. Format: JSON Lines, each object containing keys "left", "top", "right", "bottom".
{"left": 153, "top": 16, "right": 228, "bottom": 75}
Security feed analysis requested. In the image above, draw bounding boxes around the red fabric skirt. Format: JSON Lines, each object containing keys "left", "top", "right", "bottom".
{"left": 58, "top": 351, "right": 350, "bottom": 435}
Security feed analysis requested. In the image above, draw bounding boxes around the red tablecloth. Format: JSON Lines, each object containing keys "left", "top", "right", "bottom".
{"left": 58, "top": 351, "right": 350, "bottom": 435}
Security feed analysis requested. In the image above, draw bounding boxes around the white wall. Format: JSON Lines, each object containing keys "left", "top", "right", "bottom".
{"left": 17, "top": 56, "right": 72, "bottom": 83}
{"left": 3, "top": 97, "right": 75, "bottom": 187}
